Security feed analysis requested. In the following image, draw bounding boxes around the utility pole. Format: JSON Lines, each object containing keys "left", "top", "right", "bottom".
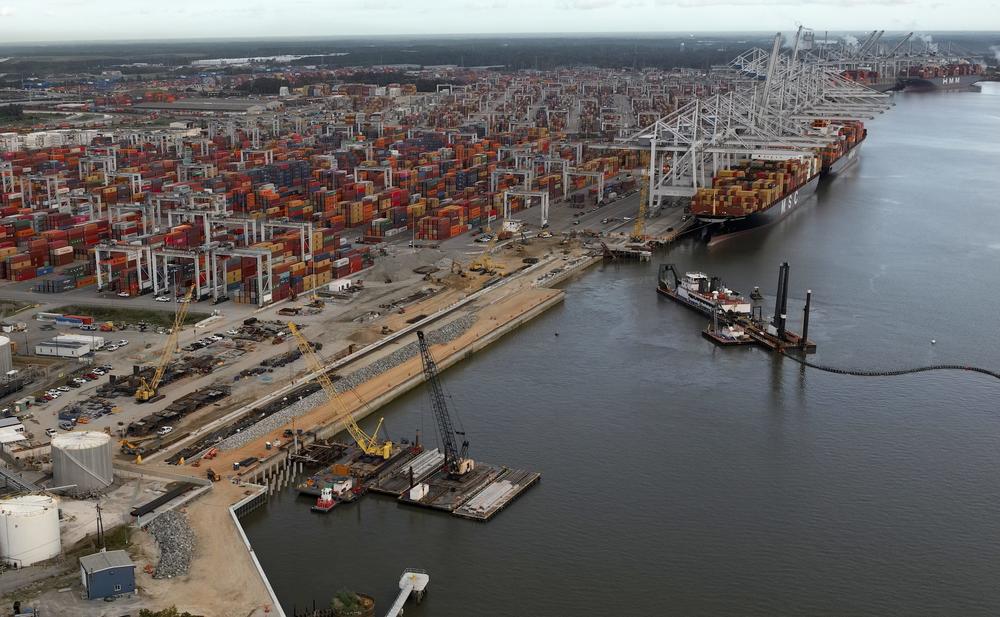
{"left": 96, "top": 502, "right": 106, "bottom": 551}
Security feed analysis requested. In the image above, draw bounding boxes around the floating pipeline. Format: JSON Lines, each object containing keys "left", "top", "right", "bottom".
{"left": 779, "top": 350, "right": 1000, "bottom": 381}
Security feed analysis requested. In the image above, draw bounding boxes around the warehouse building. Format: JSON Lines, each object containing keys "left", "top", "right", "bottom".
{"left": 79, "top": 550, "right": 136, "bottom": 600}
{"left": 34, "top": 339, "right": 90, "bottom": 358}
{"left": 53, "top": 334, "right": 105, "bottom": 350}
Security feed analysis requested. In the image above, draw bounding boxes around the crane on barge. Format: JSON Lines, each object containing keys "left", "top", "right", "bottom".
{"left": 415, "top": 330, "right": 474, "bottom": 477}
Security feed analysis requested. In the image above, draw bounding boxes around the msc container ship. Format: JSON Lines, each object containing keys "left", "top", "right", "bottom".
{"left": 691, "top": 120, "right": 865, "bottom": 239}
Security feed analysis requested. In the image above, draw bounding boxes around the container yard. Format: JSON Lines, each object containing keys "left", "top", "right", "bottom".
{"left": 0, "top": 21, "right": 994, "bottom": 617}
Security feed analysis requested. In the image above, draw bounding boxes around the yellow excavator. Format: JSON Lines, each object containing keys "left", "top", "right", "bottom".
{"left": 469, "top": 225, "right": 503, "bottom": 275}
{"left": 287, "top": 322, "right": 393, "bottom": 459}
{"left": 135, "top": 287, "right": 194, "bottom": 402}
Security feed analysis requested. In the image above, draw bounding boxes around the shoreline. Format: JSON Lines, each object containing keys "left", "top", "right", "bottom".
{"left": 133, "top": 247, "right": 605, "bottom": 616}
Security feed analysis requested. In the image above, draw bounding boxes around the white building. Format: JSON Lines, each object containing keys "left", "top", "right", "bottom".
{"left": 34, "top": 339, "right": 90, "bottom": 358}
{"left": 54, "top": 334, "right": 105, "bottom": 350}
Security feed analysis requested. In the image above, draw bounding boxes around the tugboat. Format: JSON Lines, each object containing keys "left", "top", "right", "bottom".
{"left": 312, "top": 486, "right": 337, "bottom": 513}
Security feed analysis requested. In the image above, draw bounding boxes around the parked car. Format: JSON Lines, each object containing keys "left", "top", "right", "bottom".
{"left": 117, "top": 291, "right": 130, "bottom": 298}
{"left": 45, "top": 428, "right": 57, "bottom": 438}
{"left": 57, "top": 386, "right": 70, "bottom": 393}
{"left": 80, "top": 324, "right": 98, "bottom": 331}
{"left": 155, "top": 296, "right": 170, "bottom": 302}
{"left": 105, "top": 345, "right": 119, "bottom": 352}
{"left": 92, "top": 369, "right": 106, "bottom": 375}
{"left": 99, "top": 364, "right": 113, "bottom": 371}
{"left": 157, "top": 426, "right": 173, "bottom": 436}
{"left": 117, "top": 339, "right": 129, "bottom": 346}
{"left": 209, "top": 335, "right": 223, "bottom": 342}
{"left": 58, "top": 420, "right": 75, "bottom": 431}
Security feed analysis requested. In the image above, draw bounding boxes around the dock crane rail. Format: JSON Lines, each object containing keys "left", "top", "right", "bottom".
{"left": 287, "top": 322, "right": 392, "bottom": 459}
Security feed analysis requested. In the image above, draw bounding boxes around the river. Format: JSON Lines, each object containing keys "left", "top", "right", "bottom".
{"left": 243, "top": 83, "right": 1000, "bottom": 617}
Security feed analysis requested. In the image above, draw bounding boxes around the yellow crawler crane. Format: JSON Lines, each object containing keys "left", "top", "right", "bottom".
{"left": 135, "top": 287, "right": 194, "bottom": 402}
{"left": 631, "top": 171, "right": 649, "bottom": 243}
{"left": 287, "top": 322, "right": 393, "bottom": 459}
{"left": 469, "top": 224, "right": 503, "bottom": 274}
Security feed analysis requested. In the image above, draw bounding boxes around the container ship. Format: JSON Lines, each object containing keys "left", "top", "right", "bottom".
{"left": 656, "top": 265, "right": 752, "bottom": 317}
{"left": 689, "top": 154, "right": 821, "bottom": 229}
{"left": 841, "top": 69, "right": 899, "bottom": 93}
{"left": 810, "top": 119, "right": 866, "bottom": 175}
{"left": 899, "top": 63, "right": 984, "bottom": 91}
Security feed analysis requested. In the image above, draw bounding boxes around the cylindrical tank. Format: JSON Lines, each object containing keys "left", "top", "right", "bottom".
{"left": 0, "top": 495, "right": 61, "bottom": 567}
{"left": 51, "top": 431, "right": 113, "bottom": 496}
{"left": 0, "top": 336, "right": 12, "bottom": 375}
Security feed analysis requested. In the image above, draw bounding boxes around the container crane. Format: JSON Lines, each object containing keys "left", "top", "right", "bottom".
{"left": 135, "top": 287, "right": 194, "bottom": 402}
{"left": 287, "top": 322, "right": 393, "bottom": 459}
{"left": 415, "top": 330, "right": 473, "bottom": 477}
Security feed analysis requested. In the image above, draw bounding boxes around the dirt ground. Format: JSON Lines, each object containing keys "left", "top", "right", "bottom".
{"left": 133, "top": 481, "right": 274, "bottom": 617}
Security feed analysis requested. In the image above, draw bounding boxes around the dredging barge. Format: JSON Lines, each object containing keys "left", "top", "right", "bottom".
{"left": 658, "top": 262, "right": 817, "bottom": 353}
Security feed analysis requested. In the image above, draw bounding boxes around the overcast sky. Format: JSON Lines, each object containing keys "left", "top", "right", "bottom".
{"left": 0, "top": 0, "right": 997, "bottom": 43}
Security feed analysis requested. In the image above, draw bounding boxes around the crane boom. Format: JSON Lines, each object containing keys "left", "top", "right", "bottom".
{"left": 135, "top": 287, "right": 194, "bottom": 402}
{"left": 415, "top": 330, "right": 471, "bottom": 476}
{"left": 287, "top": 322, "right": 392, "bottom": 459}
{"left": 631, "top": 171, "right": 649, "bottom": 242}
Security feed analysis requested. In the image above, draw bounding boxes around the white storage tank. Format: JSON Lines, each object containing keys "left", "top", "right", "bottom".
{"left": 51, "top": 431, "right": 113, "bottom": 496}
{"left": 0, "top": 495, "right": 60, "bottom": 566}
{"left": 0, "top": 336, "right": 12, "bottom": 375}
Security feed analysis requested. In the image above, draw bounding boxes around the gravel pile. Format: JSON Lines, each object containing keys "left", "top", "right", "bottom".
{"left": 147, "top": 511, "right": 195, "bottom": 579}
{"left": 217, "top": 314, "right": 477, "bottom": 450}
{"left": 217, "top": 388, "right": 326, "bottom": 450}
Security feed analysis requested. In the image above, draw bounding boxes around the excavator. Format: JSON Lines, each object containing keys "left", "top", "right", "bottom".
{"left": 469, "top": 225, "right": 504, "bottom": 275}
{"left": 287, "top": 322, "right": 393, "bottom": 459}
{"left": 135, "top": 287, "right": 195, "bottom": 402}
{"left": 119, "top": 435, "right": 157, "bottom": 456}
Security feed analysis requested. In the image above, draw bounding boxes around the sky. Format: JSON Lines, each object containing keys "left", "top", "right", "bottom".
{"left": 0, "top": 0, "right": 998, "bottom": 43}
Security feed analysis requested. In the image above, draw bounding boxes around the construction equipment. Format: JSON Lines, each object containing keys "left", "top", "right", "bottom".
{"left": 415, "top": 330, "right": 473, "bottom": 477}
{"left": 469, "top": 226, "right": 503, "bottom": 274}
{"left": 135, "top": 287, "right": 194, "bottom": 402}
{"left": 119, "top": 436, "right": 156, "bottom": 456}
{"left": 206, "top": 468, "right": 221, "bottom": 482}
{"left": 630, "top": 171, "right": 649, "bottom": 243}
{"left": 287, "top": 322, "right": 393, "bottom": 459}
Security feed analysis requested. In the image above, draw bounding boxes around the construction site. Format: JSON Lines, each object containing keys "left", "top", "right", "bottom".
{"left": 0, "top": 25, "right": 994, "bottom": 617}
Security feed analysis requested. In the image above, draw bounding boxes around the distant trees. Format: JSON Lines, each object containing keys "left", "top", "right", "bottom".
{"left": 237, "top": 77, "right": 291, "bottom": 94}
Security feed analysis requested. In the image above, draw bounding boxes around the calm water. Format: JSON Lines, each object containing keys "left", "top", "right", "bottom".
{"left": 244, "top": 84, "right": 1000, "bottom": 616}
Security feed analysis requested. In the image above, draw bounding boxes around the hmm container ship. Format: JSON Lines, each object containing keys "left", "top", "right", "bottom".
{"left": 900, "top": 63, "right": 984, "bottom": 91}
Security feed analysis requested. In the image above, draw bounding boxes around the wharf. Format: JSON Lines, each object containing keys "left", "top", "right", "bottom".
{"left": 287, "top": 440, "right": 346, "bottom": 467}
{"left": 398, "top": 462, "right": 504, "bottom": 512}
{"left": 368, "top": 447, "right": 444, "bottom": 496}
{"left": 453, "top": 468, "right": 542, "bottom": 522}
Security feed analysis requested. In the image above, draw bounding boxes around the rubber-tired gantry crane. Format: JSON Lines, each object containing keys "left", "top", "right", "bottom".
{"left": 135, "top": 286, "right": 194, "bottom": 402}
{"left": 415, "top": 330, "right": 474, "bottom": 477}
{"left": 287, "top": 322, "right": 393, "bottom": 459}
